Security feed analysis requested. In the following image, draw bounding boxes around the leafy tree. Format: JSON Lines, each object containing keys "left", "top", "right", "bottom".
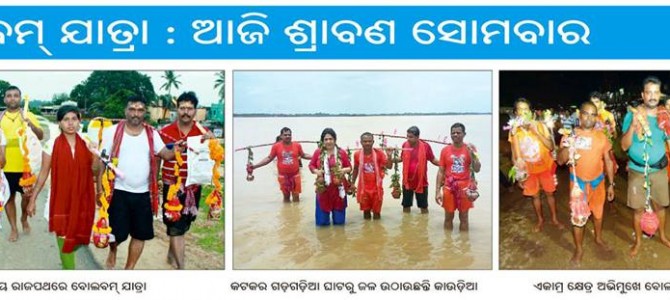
{"left": 51, "top": 93, "right": 69, "bottom": 105}
{"left": 160, "top": 71, "right": 181, "bottom": 120}
{"left": 213, "top": 71, "right": 225, "bottom": 102}
{"left": 69, "top": 71, "right": 156, "bottom": 115}
{"left": 0, "top": 80, "right": 11, "bottom": 96}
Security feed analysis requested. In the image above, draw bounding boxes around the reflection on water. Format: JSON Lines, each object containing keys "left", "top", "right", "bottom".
{"left": 234, "top": 115, "right": 492, "bottom": 270}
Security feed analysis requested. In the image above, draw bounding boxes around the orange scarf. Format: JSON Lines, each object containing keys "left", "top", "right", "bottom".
{"left": 402, "top": 141, "right": 427, "bottom": 193}
{"left": 49, "top": 134, "right": 95, "bottom": 253}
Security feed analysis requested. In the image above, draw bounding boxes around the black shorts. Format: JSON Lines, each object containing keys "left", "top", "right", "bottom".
{"left": 162, "top": 185, "right": 202, "bottom": 236}
{"left": 402, "top": 187, "right": 429, "bottom": 208}
{"left": 5, "top": 172, "right": 24, "bottom": 196}
{"left": 109, "top": 189, "right": 154, "bottom": 244}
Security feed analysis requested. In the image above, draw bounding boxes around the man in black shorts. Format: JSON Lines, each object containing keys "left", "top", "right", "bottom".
{"left": 100, "top": 95, "right": 178, "bottom": 269}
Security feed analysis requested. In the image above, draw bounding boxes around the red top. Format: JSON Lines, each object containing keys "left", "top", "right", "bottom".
{"left": 269, "top": 142, "right": 304, "bottom": 176}
{"left": 354, "top": 149, "right": 387, "bottom": 192}
{"left": 309, "top": 148, "right": 351, "bottom": 212}
{"left": 159, "top": 122, "right": 207, "bottom": 183}
{"left": 402, "top": 141, "right": 435, "bottom": 191}
{"left": 440, "top": 144, "right": 472, "bottom": 183}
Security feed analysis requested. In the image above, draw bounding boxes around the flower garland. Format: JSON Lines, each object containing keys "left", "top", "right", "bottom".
{"left": 17, "top": 127, "right": 36, "bottom": 197}
{"left": 389, "top": 148, "right": 401, "bottom": 199}
{"left": 630, "top": 106, "right": 660, "bottom": 236}
{"left": 245, "top": 148, "right": 255, "bottom": 181}
{"left": 92, "top": 160, "right": 115, "bottom": 248}
{"left": 205, "top": 139, "right": 223, "bottom": 219}
{"left": 163, "top": 150, "right": 184, "bottom": 221}
{"left": 564, "top": 130, "right": 590, "bottom": 227}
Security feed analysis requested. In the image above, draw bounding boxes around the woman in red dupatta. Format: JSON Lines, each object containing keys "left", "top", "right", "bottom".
{"left": 28, "top": 105, "right": 101, "bottom": 269}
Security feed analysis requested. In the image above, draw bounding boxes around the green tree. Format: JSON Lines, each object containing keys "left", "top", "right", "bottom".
{"left": 51, "top": 93, "right": 69, "bottom": 105}
{"left": 69, "top": 71, "right": 156, "bottom": 116}
{"left": 0, "top": 80, "right": 11, "bottom": 96}
{"left": 160, "top": 71, "right": 181, "bottom": 120}
{"left": 213, "top": 71, "right": 225, "bottom": 102}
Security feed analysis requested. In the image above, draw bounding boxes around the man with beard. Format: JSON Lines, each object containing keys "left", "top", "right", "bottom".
{"left": 622, "top": 76, "right": 670, "bottom": 257}
{"left": 157, "top": 91, "right": 214, "bottom": 269}
{"left": 249, "top": 127, "right": 312, "bottom": 202}
{"left": 0, "top": 86, "right": 44, "bottom": 242}
{"left": 100, "top": 95, "right": 179, "bottom": 269}
{"left": 557, "top": 102, "right": 615, "bottom": 266}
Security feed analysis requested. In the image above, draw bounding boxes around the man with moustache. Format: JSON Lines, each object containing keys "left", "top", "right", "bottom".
{"left": 557, "top": 102, "right": 615, "bottom": 266}
{"left": 351, "top": 132, "right": 389, "bottom": 220}
{"left": 249, "top": 127, "right": 312, "bottom": 202}
{"left": 100, "top": 95, "right": 179, "bottom": 269}
{"left": 622, "top": 76, "right": 670, "bottom": 257}
{"left": 0, "top": 86, "right": 44, "bottom": 242}
{"left": 157, "top": 91, "right": 214, "bottom": 269}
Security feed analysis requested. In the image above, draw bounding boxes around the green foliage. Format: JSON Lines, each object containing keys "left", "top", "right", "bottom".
{"left": 213, "top": 71, "right": 225, "bottom": 101}
{"left": 51, "top": 92, "right": 69, "bottom": 105}
{"left": 69, "top": 71, "right": 157, "bottom": 115}
{"left": 0, "top": 80, "right": 11, "bottom": 95}
{"left": 29, "top": 107, "right": 42, "bottom": 116}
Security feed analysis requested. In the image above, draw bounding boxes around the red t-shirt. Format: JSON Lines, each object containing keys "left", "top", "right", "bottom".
{"left": 354, "top": 149, "right": 387, "bottom": 191}
{"left": 269, "top": 142, "right": 304, "bottom": 175}
{"left": 440, "top": 144, "right": 472, "bottom": 183}
{"left": 159, "top": 122, "right": 207, "bottom": 183}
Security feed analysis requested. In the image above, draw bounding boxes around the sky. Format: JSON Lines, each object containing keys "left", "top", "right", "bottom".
{"left": 0, "top": 71, "right": 223, "bottom": 107}
{"left": 233, "top": 71, "right": 491, "bottom": 114}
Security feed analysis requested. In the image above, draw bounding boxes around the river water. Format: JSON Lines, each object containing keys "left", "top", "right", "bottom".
{"left": 233, "top": 115, "right": 492, "bottom": 269}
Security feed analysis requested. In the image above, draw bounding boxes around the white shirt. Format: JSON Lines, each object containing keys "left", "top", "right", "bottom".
{"left": 102, "top": 124, "right": 165, "bottom": 193}
{"left": 0, "top": 133, "right": 5, "bottom": 146}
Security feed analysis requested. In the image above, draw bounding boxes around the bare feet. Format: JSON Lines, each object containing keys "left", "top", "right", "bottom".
{"left": 629, "top": 243, "right": 640, "bottom": 258}
{"left": 660, "top": 236, "right": 670, "bottom": 249}
{"left": 532, "top": 221, "right": 544, "bottom": 233}
{"left": 8, "top": 229, "right": 18, "bottom": 242}
{"left": 595, "top": 239, "right": 612, "bottom": 252}
{"left": 166, "top": 253, "right": 178, "bottom": 269}
{"left": 21, "top": 220, "right": 31, "bottom": 235}
{"left": 551, "top": 220, "right": 565, "bottom": 230}
{"left": 105, "top": 252, "right": 117, "bottom": 270}
{"left": 570, "top": 249, "right": 583, "bottom": 267}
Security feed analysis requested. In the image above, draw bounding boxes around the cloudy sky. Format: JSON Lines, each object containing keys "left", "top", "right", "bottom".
{"left": 234, "top": 71, "right": 491, "bottom": 115}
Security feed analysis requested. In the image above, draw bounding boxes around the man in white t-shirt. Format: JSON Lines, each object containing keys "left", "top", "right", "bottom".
{"left": 99, "top": 95, "right": 178, "bottom": 270}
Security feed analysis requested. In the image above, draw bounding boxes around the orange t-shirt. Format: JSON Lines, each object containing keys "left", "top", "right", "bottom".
{"left": 571, "top": 128, "right": 610, "bottom": 181}
{"left": 354, "top": 149, "right": 387, "bottom": 192}
{"left": 439, "top": 144, "right": 472, "bottom": 182}
{"left": 269, "top": 142, "right": 304, "bottom": 175}
{"left": 509, "top": 123, "right": 554, "bottom": 174}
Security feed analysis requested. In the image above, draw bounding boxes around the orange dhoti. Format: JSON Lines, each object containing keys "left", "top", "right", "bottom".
{"left": 277, "top": 173, "right": 301, "bottom": 194}
{"left": 358, "top": 188, "right": 383, "bottom": 214}
{"left": 442, "top": 179, "right": 474, "bottom": 213}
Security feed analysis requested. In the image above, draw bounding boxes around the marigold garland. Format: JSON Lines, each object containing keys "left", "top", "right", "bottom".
{"left": 164, "top": 149, "right": 184, "bottom": 221}
{"left": 205, "top": 139, "right": 223, "bottom": 219}
{"left": 17, "top": 127, "right": 36, "bottom": 195}
{"left": 92, "top": 160, "right": 115, "bottom": 248}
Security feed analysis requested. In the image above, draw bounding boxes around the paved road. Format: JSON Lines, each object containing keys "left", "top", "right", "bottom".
{"left": 0, "top": 121, "right": 100, "bottom": 269}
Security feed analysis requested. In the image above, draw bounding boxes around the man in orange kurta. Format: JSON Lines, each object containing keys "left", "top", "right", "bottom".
{"left": 351, "top": 132, "right": 389, "bottom": 220}
{"left": 509, "top": 98, "right": 563, "bottom": 232}
{"left": 558, "top": 101, "right": 615, "bottom": 266}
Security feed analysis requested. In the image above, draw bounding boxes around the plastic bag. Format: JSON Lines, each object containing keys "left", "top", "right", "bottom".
{"left": 18, "top": 127, "right": 42, "bottom": 174}
{"left": 0, "top": 171, "right": 9, "bottom": 229}
{"left": 186, "top": 135, "right": 215, "bottom": 186}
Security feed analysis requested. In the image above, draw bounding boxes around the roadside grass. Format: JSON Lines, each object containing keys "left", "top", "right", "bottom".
{"left": 191, "top": 180, "right": 224, "bottom": 254}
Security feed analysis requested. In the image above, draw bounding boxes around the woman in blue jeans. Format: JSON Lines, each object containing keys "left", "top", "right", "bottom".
{"left": 309, "top": 128, "right": 352, "bottom": 226}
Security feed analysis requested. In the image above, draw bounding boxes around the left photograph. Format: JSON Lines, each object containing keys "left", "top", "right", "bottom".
{"left": 0, "top": 71, "right": 224, "bottom": 270}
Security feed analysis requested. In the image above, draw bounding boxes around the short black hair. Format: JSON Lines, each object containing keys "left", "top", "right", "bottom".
{"left": 176, "top": 91, "right": 199, "bottom": 108}
{"left": 56, "top": 105, "right": 80, "bottom": 122}
{"left": 360, "top": 132, "right": 373, "bottom": 140}
{"left": 4, "top": 85, "right": 20, "bottom": 97}
{"left": 451, "top": 122, "right": 465, "bottom": 133}
{"left": 589, "top": 91, "right": 602, "bottom": 100}
{"left": 127, "top": 95, "right": 147, "bottom": 106}
{"left": 407, "top": 126, "right": 420, "bottom": 137}
{"left": 643, "top": 76, "right": 662, "bottom": 88}
{"left": 320, "top": 128, "right": 337, "bottom": 142}
{"left": 580, "top": 101, "right": 597, "bottom": 112}
{"left": 280, "top": 127, "right": 292, "bottom": 135}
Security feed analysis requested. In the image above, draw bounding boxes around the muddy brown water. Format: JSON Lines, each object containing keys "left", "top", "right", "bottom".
{"left": 233, "top": 116, "right": 492, "bottom": 270}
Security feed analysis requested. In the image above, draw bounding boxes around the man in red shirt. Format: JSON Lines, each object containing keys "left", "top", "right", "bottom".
{"left": 158, "top": 91, "right": 214, "bottom": 269}
{"left": 351, "top": 132, "right": 390, "bottom": 219}
{"left": 436, "top": 123, "right": 481, "bottom": 231}
{"left": 249, "top": 127, "right": 312, "bottom": 202}
{"left": 388, "top": 126, "right": 440, "bottom": 214}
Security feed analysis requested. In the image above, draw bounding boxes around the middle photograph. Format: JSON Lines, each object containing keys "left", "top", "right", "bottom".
{"left": 233, "top": 70, "right": 492, "bottom": 270}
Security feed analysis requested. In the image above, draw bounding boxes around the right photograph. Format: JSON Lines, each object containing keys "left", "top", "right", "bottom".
{"left": 500, "top": 70, "right": 670, "bottom": 270}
